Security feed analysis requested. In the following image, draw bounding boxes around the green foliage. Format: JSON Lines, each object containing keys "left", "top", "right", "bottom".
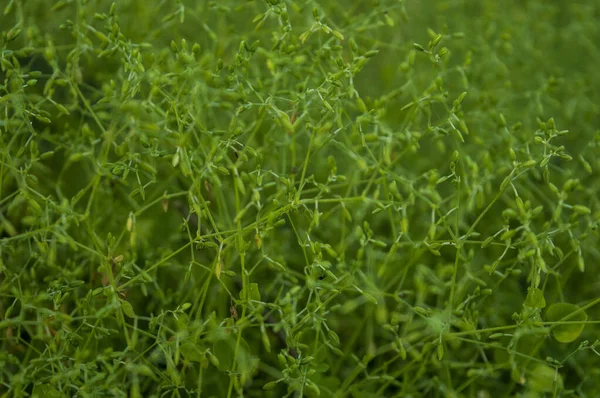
{"left": 546, "top": 303, "right": 588, "bottom": 344}
{"left": 1, "top": 0, "right": 600, "bottom": 396}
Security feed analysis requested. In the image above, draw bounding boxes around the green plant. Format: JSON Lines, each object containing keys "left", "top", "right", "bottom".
{"left": 1, "top": 0, "right": 599, "bottom": 397}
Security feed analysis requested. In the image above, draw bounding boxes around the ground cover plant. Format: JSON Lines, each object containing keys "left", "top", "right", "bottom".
{"left": 1, "top": 0, "right": 600, "bottom": 396}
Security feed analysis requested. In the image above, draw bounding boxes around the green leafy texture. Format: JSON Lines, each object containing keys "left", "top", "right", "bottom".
{"left": 239, "top": 282, "right": 261, "bottom": 302}
{"left": 527, "top": 364, "right": 563, "bottom": 394}
{"left": 1, "top": 0, "right": 600, "bottom": 396}
{"left": 212, "top": 337, "right": 257, "bottom": 374}
{"left": 524, "top": 287, "right": 546, "bottom": 309}
{"left": 31, "top": 384, "right": 66, "bottom": 398}
{"left": 180, "top": 342, "right": 206, "bottom": 363}
{"left": 546, "top": 303, "right": 588, "bottom": 343}
{"left": 120, "top": 299, "right": 136, "bottom": 318}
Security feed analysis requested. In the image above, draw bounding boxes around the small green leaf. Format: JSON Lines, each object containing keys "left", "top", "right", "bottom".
{"left": 527, "top": 364, "right": 563, "bottom": 393}
{"left": 577, "top": 255, "right": 585, "bottom": 273}
{"left": 362, "top": 291, "right": 378, "bottom": 305}
{"left": 51, "top": 0, "right": 69, "bottom": 12}
{"left": 180, "top": 342, "right": 205, "bottom": 363}
{"left": 299, "top": 31, "right": 311, "bottom": 43}
{"left": 398, "top": 339, "right": 407, "bottom": 360}
{"left": 120, "top": 300, "right": 136, "bottom": 318}
{"left": 546, "top": 302, "right": 588, "bottom": 343}
{"left": 384, "top": 14, "right": 394, "bottom": 27}
{"left": 481, "top": 236, "right": 494, "bottom": 248}
{"left": 521, "top": 159, "right": 537, "bottom": 169}
{"left": 356, "top": 97, "right": 367, "bottom": 113}
{"left": 213, "top": 338, "right": 257, "bottom": 374}
{"left": 500, "top": 174, "right": 512, "bottom": 191}
{"left": 332, "top": 30, "right": 344, "bottom": 41}
{"left": 414, "top": 307, "right": 428, "bottom": 316}
{"left": 207, "top": 351, "right": 220, "bottom": 368}
{"left": 573, "top": 205, "right": 591, "bottom": 215}
{"left": 278, "top": 112, "right": 294, "bottom": 131}
{"left": 4, "top": 0, "right": 15, "bottom": 15}
{"left": 328, "top": 330, "right": 340, "bottom": 345}
{"left": 263, "top": 381, "right": 279, "bottom": 390}
{"left": 524, "top": 287, "right": 546, "bottom": 309}
{"left": 240, "top": 282, "right": 261, "bottom": 302}
{"left": 413, "top": 43, "right": 426, "bottom": 52}
{"left": 55, "top": 103, "right": 70, "bottom": 115}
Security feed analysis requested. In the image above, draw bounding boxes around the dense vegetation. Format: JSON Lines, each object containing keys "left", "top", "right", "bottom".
{"left": 1, "top": 0, "right": 599, "bottom": 397}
